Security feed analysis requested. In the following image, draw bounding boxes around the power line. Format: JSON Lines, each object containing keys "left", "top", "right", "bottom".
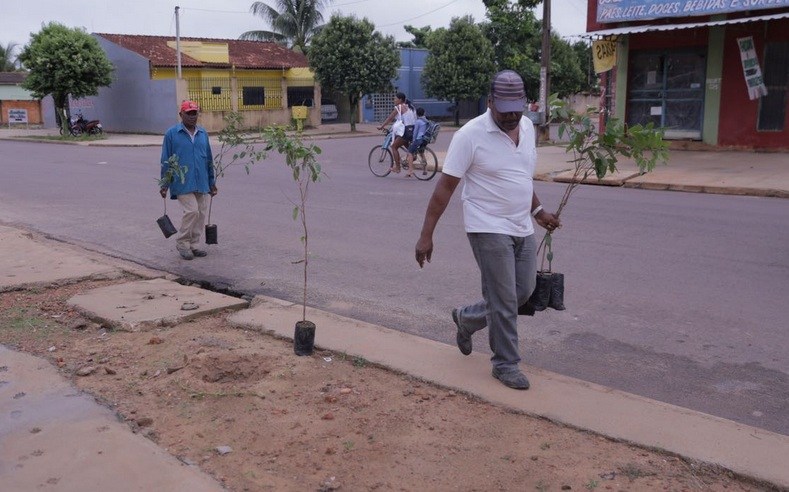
{"left": 333, "top": 0, "right": 376, "bottom": 6}
{"left": 377, "top": 0, "right": 463, "bottom": 27}
{"left": 181, "top": 7, "right": 249, "bottom": 15}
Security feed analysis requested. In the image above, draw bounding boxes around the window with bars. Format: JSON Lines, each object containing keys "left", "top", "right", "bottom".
{"left": 370, "top": 92, "right": 396, "bottom": 122}
{"left": 242, "top": 86, "right": 265, "bottom": 106}
{"left": 238, "top": 78, "right": 282, "bottom": 110}
{"left": 186, "top": 77, "right": 232, "bottom": 111}
{"left": 757, "top": 41, "right": 788, "bottom": 132}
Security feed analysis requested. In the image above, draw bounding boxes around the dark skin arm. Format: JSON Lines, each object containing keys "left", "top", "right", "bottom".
{"left": 415, "top": 175, "right": 561, "bottom": 268}
{"left": 531, "top": 194, "right": 561, "bottom": 232}
{"left": 415, "top": 174, "right": 461, "bottom": 268}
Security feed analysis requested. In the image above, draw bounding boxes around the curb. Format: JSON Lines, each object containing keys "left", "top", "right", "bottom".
{"left": 624, "top": 181, "right": 789, "bottom": 198}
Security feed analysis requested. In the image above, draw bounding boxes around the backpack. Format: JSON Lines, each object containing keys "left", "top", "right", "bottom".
{"left": 423, "top": 120, "right": 441, "bottom": 143}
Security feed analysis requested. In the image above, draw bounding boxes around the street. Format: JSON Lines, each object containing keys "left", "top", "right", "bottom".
{"left": 1, "top": 136, "right": 788, "bottom": 435}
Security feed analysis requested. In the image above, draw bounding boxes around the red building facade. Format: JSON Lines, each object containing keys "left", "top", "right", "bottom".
{"left": 587, "top": 1, "right": 789, "bottom": 149}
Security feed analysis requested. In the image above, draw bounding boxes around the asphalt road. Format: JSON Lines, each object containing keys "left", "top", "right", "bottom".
{"left": 2, "top": 137, "right": 788, "bottom": 436}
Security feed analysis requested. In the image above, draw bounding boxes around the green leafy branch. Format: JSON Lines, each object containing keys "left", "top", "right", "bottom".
{"left": 213, "top": 112, "right": 268, "bottom": 178}
{"left": 262, "top": 125, "right": 323, "bottom": 322}
{"left": 158, "top": 154, "right": 187, "bottom": 188}
{"left": 539, "top": 94, "right": 669, "bottom": 270}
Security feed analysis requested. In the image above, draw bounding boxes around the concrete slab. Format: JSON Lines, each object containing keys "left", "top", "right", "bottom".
{"left": 0, "top": 226, "right": 120, "bottom": 292}
{"left": 0, "top": 346, "right": 224, "bottom": 492}
{"left": 229, "top": 296, "right": 789, "bottom": 488}
{"left": 67, "top": 278, "right": 248, "bottom": 331}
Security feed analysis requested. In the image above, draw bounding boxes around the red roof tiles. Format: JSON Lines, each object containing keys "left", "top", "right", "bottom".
{"left": 95, "top": 34, "right": 309, "bottom": 69}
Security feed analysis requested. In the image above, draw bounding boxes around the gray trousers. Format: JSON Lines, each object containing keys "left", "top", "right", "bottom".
{"left": 457, "top": 233, "right": 537, "bottom": 372}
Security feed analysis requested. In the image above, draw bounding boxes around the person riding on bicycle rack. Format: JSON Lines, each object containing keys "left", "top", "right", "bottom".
{"left": 377, "top": 92, "right": 416, "bottom": 174}
{"left": 404, "top": 107, "right": 429, "bottom": 178}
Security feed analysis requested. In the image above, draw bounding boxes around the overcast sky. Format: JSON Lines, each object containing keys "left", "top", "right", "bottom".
{"left": 3, "top": 0, "right": 589, "bottom": 51}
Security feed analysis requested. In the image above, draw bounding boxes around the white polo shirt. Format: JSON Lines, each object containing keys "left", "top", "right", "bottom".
{"left": 442, "top": 109, "right": 537, "bottom": 237}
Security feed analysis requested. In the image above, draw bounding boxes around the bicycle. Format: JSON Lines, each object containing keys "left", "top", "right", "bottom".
{"left": 368, "top": 128, "right": 439, "bottom": 181}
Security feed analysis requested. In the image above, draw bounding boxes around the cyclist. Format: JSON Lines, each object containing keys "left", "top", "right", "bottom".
{"left": 378, "top": 92, "right": 416, "bottom": 173}
{"left": 404, "top": 107, "right": 429, "bottom": 178}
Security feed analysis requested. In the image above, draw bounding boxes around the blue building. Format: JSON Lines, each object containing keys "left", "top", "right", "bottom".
{"left": 361, "top": 48, "right": 455, "bottom": 123}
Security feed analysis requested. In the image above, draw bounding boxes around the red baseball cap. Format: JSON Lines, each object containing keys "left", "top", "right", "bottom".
{"left": 180, "top": 100, "right": 199, "bottom": 112}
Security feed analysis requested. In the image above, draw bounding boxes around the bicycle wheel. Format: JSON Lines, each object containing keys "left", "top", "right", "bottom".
{"left": 413, "top": 147, "right": 438, "bottom": 181}
{"left": 368, "top": 145, "right": 393, "bottom": 177}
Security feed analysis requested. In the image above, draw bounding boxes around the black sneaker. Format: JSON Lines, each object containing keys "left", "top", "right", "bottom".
{"left": 191, "top": 248, "right": 208, "bottom": 257}
{"left": 452, "top": 308, "right": 472, "bottom": 356}
{"left": 178, "top": 249, "right": 194, "bottom": 260}
{"left": 492, "top": 367, "right": 530, "bottom": 390}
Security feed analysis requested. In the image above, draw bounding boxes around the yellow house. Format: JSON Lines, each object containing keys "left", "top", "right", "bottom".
{"left": 94, "top": 34, "right": 322, "bottom": 132}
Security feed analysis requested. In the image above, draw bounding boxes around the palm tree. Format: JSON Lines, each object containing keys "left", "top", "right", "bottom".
{"left": 239, "top": 0, "right": 331, "bottom": 53}
{"left": 1, "top": 41, "right": 20, "bottom": 71}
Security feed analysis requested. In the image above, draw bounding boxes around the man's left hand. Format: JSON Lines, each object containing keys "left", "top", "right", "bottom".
{"left": 535, "top": 210, "right": 560, "bottom": 232}
{"left": 210, "top": 185, "right": 218, "bottom": 196}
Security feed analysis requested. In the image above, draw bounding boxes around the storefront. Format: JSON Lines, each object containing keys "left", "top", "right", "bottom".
{"left": 587, "top": 1, "right": 789, "bottom": 149}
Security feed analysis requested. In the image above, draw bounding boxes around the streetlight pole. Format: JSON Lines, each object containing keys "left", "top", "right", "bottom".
{"left": 175, "top": 6, "right": 182, "bottom": 79}
{"left": 539, "top": 0, "right": 551, "bottom": 137}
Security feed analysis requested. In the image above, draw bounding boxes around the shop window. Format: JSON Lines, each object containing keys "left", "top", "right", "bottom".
{"left": 757, "top": 42, "right": 788, "bottom": 132}
{"left": 242, "top": 86, "right": 265, "bottom": 106}
{"left": 211, "top": 86, "right": 222, "bottom": 95}
{"left": 627, "top": 50, "right": 705, "bottom": 139}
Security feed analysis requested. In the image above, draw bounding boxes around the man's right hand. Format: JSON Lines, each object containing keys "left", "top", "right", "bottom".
{"left": 415, "top": 237, "right": 433, "bottom": 268}
{"left": 159, "top": 187, "right": 167, "bottom": 198}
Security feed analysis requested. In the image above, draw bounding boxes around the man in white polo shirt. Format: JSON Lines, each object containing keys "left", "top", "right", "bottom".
{"left": 414, "top": 70, "right": 560, "bottom": 390}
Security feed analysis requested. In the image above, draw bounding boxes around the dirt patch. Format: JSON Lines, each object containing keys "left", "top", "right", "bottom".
{"left": 0, "top": 280, "right": 775, "bottom": 491}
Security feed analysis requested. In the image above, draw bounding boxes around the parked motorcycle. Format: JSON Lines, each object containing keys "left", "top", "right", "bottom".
{"left": 62, "top": 111, "right": 103, "bottom": 136}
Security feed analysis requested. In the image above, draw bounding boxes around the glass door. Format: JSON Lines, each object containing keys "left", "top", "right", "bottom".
{"left": 627, "top": 51, "right": 706, "bottom": 139}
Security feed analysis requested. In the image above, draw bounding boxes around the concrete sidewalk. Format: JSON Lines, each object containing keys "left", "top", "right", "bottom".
{"left": 1, "top": 124, "right": 787, "bottom": 199}
{"left": 1, "top": 224, "right": 788, "bottom": 489}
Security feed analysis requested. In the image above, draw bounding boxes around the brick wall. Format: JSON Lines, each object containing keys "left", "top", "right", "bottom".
{"left": 0, "top": 100, "right": 43, "bottom": 125}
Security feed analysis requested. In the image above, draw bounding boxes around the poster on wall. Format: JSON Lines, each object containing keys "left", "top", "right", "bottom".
{"left": 592, "top": 39, "right": 617, "bottom": 74}
{"left": 8, "top": 109, "right": 28, "bottom": 124}
{"left": 737, "top": 37, "right": 768, "bottom": 100}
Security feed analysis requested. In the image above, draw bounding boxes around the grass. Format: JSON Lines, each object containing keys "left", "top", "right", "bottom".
{"left": 17, "top": 133, "right": 107, "bottom": 142}
{"left": 0, "top": 307, "right": 56, "bottom": 344}
{"left": 620, "top": 462, "right": 656, "bottom": 480}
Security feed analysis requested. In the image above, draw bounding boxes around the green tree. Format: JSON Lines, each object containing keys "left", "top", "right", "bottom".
{"left": 1, "top": 41, "right": 20, "bottom": 71}
{"left": 19, "top": 23, "right": 113, "bottom": 134}
{"left": 481, "top": 0, "right": 591, "bottom": 99}
{"left": 239, "top": 0, "right": 330, "bottom": 53}
{"left": 398, "top": 25, "right": 433, "bottom": 48}
{"left": 480, "top": 0, "right": 542, "bottom": 99}
{"left": 549, "top": 33, "right": 586, "bottom": 98}
{"left": 308, "top": 15, "right": 399, "bottom": 131}
{"left": 422, "top": 16, "right": 495, "bottom": 126}
{"left": 571, "top": 40, "right": 598, "bottom": 94}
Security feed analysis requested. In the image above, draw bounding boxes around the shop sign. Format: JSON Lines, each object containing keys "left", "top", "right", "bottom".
{"left": 597, "top": 0, "right": 789, "bottom": 23}
{"left": 592, "top": 39, "right": 617, "bottom": 73}
{"left": 737, "top": 36, "right": 768, "bottom": 100}
{"left": 8, "top": 109, "right": 28, "bottom": 123}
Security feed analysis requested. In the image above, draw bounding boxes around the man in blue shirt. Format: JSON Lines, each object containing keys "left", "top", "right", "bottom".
{"left": 159, "top": 100, "right": 217, "bottom": 260}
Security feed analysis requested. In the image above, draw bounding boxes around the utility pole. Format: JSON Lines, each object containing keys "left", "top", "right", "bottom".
{"left": 539, "top": 0, "right": 551, "bottom": 137}
{"left": 175, "top": 6, "right": 182, "bottom": 79}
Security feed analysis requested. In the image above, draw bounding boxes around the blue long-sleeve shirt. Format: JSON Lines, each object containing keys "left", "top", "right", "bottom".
{"left": 413, "top": 117, "right": 428, "bottom": 142}
{"left": 160, "top": 123, "right": 215, "bottom": 199}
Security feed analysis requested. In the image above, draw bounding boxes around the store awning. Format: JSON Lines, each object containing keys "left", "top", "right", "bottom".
{"left": 586, "top": 11, "right": 789, "bottom": 38}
